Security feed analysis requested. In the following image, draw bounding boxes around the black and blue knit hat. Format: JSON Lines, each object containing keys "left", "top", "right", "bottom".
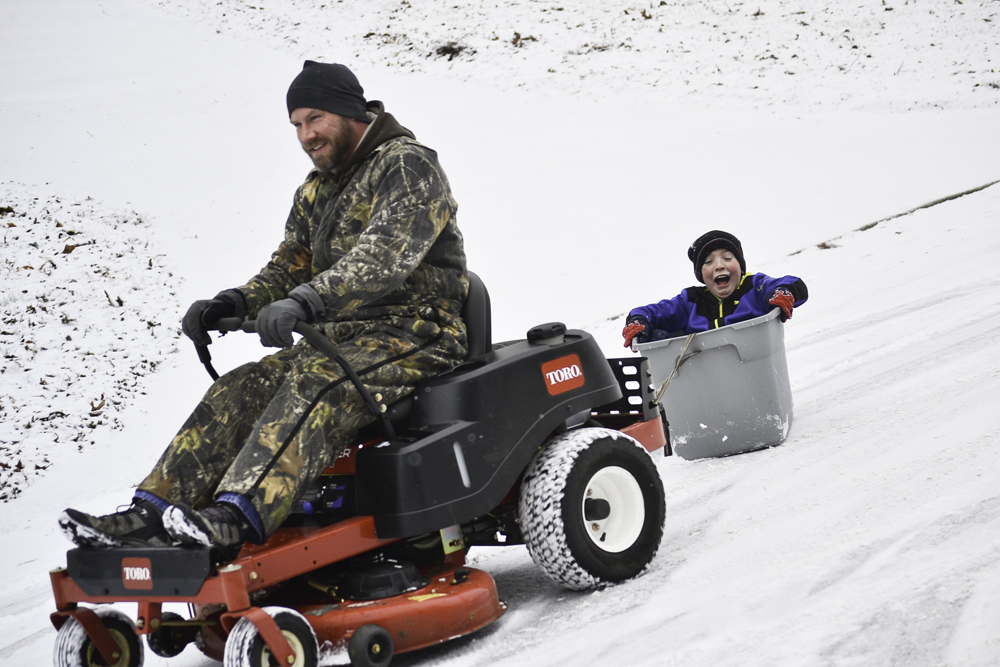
{"left": 688, "top": 230, "right": 746, "bottom": 283}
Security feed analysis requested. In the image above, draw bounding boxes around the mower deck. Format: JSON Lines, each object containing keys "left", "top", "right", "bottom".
{"left": 50, "top": 515, "right": 505, "bottom": 663}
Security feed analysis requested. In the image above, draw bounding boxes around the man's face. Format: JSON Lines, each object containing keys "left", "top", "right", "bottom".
{"left": 701, "top": 248, "right": 742, "bottom": 299}
{"left": 290, "top": 107, "right": 355, "bottom": 173}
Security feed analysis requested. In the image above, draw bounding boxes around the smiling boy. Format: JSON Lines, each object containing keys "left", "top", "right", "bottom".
{"left": 622, "top": 230, "right": 808, "bottom": 347}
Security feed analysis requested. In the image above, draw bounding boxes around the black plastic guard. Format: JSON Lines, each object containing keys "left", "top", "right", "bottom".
{"left": 67, "top": 547, "right": 212, "bottom": 598}
{"left": 595, "top": 357, "right": 660, "bottom": 421}
{"left": 356, "top": 329, "right": 621, "bottom": 538}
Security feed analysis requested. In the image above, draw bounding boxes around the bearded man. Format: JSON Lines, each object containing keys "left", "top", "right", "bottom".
{"left": 60, "top": 61, "right": 469, "bottom": 554}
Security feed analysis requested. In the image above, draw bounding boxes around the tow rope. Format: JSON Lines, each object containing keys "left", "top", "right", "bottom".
{"left": 653, "top": 333, "right": 697, "bottom": 406}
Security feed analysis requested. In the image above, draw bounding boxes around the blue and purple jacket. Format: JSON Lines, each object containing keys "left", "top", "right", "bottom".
{"left": 628, "top": 272, "right": 808, "bottom": 336}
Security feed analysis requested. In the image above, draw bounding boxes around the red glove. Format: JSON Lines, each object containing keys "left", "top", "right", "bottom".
{"left": 622, "top": 316, "right": 651, "bottom": 348}
{"left": 769, "top": 288, "right": 795, "bottom": 322}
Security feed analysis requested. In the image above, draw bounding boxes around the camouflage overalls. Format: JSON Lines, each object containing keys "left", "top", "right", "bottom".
{"left": 138, "top": 103, "right": 468, "bottom": 539}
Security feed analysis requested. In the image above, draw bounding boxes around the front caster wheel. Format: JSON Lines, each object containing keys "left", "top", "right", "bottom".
{"left": 348, "top": 624, "right": 394, "bottom": 667}
{"left": 53, "top": 606, "right": 144, "bottom": 667}
{"left": 146, "top": 611, "right": 194, "bottom": 658}
{"left": 519, "top": 427, "right": 666, "bottom": 590}
{"left": 223, "top": 607, "right": 318, "bottom": 667}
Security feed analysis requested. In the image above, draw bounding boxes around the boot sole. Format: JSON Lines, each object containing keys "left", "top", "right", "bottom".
{"left": 162, "top": 505, "right": 214, "bottom": 547}
{"left": 58, "top": 511, "right": 129, "bottom": 549}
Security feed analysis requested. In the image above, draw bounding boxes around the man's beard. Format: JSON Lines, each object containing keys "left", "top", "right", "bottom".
{"left": 305, "top": 118, "right": 354, "bottom": 174}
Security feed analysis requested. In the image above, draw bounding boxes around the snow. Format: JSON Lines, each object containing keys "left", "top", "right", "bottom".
{"left": 1, "top": 0, "right": 999, "bottom": 665}
{"left": 1, "top": 185, "right": 181, "bottom": 501}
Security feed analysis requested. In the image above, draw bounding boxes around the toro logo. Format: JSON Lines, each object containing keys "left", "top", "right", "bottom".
{"left": 121, "top": 557, "right": 153, "bottom": 590}
{"left": 541, "top": 354, "right": 585, "bottom": 396}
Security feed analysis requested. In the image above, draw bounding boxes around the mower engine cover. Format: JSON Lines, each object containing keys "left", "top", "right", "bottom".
{"left": 356, "top": 326, "right": 621, "bottom": 537}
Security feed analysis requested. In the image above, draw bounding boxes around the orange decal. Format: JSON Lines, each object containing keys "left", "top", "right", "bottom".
{"left": 541, "top": 354, "right": 585, "bottom": 396}
{"left": 121, "top": 557, "right": 153, "bottom": 590}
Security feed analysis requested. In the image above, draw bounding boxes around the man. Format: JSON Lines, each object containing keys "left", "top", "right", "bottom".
{"left": 59, "top": 61, "right": 469, "bottom": 554}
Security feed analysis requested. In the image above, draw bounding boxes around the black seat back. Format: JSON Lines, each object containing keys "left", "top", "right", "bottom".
{"left": 352, "top": 271, "right": 491, "bottom": 443}
{"left": 463, "top": 272, "right": 492, "bottom": 359}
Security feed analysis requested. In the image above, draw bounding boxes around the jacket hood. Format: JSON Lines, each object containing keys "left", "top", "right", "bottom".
{"left": 337, "top": 100, "right": 416, "bottom": 178}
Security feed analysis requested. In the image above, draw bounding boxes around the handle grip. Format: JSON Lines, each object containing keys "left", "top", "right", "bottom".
{"left": 213, "top": 317, "right": 254, "bottom": 334}
{"left": 212, "top": 319, "right": 327, "bottom": 353}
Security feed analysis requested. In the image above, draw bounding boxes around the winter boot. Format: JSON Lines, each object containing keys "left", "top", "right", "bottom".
{"left": 162, "top": 502, "right": 250, "bottom": 555}
{"left": 59, "top": 500, "right": 173, "bottom": 548}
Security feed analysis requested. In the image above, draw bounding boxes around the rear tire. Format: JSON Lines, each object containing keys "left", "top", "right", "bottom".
{"left": 53, "top": 606, "right": 144, "bottom": 667}
{"left": 223, "top": 607, "right": 318, "bottom": 667}
{"left": 519, "top": 427, "right": 665, "bottom": 590}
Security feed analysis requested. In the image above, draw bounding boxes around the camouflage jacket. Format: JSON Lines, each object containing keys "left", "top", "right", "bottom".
{"left": 235, "top": 102, "right": 468, "bottom": 350}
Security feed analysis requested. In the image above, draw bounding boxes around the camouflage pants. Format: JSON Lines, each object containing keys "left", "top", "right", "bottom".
{"left": 138, "top": 329, "right": 460, "bottom": 539}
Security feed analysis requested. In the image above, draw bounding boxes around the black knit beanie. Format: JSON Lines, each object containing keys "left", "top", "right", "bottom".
{"left": 687, "top": 230, "right": 746, "bottom": 283}
{"left": 286, "top": 61, "right": 369, "bottom": 121}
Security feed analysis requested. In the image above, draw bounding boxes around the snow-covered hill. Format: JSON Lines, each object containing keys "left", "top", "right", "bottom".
{"left": 1, "top": 184, "right": 181, "bottom": 501}
{"left": 144, "top": 0, "right": 1000, "bottom": 112}
{"left": 1, "top": 0, "right": 998, "bottom": 665}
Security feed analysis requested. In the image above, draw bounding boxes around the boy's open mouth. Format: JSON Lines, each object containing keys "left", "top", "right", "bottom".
{"left": 714, "top": 274, "right": 731, "bottom": 286}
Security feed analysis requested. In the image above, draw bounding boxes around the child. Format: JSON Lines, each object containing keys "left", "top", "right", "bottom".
{"left": 622, "top": 230, "right": 808, "bottom": 347}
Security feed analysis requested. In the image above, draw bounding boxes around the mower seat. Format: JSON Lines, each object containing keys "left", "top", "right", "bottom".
{"left": 358, "top": 271, "right": 491, "bottom": 437}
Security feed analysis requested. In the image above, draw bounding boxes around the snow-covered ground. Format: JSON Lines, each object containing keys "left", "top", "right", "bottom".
{"left": 1, "top": 0, "right": 998, "bottom": 665}
{"left": 0, "top": 185, "right": 181, "bottom": 501}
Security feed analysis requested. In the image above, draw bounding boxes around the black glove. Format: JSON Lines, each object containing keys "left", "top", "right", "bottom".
{"left": 182, "top": 290, "right": 246, "bottom": 346}
{"left": 256, "top": 284, "right": 325, "bottom": 348}
{"left": 622, "top": 315, "right": 652, "bottom": 348}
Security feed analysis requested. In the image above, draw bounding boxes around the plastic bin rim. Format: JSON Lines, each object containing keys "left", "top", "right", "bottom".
{"left": 632, "top": 307, "right": 782, "bottom": 353}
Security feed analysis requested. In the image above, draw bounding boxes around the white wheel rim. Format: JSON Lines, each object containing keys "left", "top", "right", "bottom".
{"left": 84, "top": 627, "right": 129, "bottom": 666}
{"left": 261, "top": 630, "right": 306, "bottom": 667}
{"left": 581, "top": 466, "right": 645, "bottom": 553}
